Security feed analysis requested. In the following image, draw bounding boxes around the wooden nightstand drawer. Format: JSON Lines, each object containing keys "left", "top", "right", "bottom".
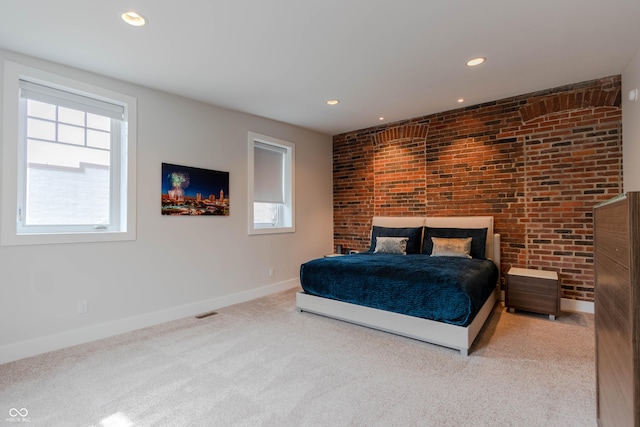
{"left": 506, "top": 267, "right": 560, "bottom": 320}
{"left": 508, "top": 275, "right": 558, "bottom": 296}
{"left": 507, "top": 290, "right": 558, "bottom": 315}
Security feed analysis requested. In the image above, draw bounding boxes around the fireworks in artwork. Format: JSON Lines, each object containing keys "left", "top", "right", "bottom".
{"left": 167, "top": 171, "right": 190, "bottom": 201}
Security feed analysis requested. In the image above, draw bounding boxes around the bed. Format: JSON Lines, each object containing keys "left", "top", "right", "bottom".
{"left": 296, "top": 216, "right": 501, "bottom": 356}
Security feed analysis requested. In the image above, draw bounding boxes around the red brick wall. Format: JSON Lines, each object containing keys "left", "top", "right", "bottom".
{"left": 333, "top": 76, "right": 622, "bottom": 301}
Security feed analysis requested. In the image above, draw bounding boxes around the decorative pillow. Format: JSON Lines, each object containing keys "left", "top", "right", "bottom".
{"left": 374, "top": 236, "right": 409, "bottom": 254}
{"left": 369, "top": 226, "right": 423, "bottom": 254}
{"left": 430, "top": 237, "right": 472, "bottom": 258}
{"left": 422, "top": 227, "right": 488, "bottom": 258}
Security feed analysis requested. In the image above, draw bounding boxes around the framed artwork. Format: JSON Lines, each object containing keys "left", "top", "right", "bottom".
{"left": 161, "top": 163, "right": 229, "bottom": 216}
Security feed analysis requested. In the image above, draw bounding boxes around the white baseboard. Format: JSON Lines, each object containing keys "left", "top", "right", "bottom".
{"left": 561, "top": 298, "right": 594, "bottom": 314}
{"left": 0, "top": 278, "right": 301, "bottom": 365}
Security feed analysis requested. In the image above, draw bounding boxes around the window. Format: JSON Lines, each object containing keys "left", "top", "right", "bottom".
{"left": 1, "top": 60, "right": 136, "bottom": 245}
{"left": 248, "top": 132, "right": 295, "bottom": 234}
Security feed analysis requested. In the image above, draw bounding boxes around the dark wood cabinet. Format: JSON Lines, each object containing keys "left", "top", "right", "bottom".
{"left": 506, "top": 267, "right": 560, "bottom": 320}
{"left": 594, "top": 192, "right": 640, "bottom": 427}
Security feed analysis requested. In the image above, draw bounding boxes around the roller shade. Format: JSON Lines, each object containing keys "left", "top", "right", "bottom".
{"left": 254, "top": 141, "right": 285, "bottom": 203}
{"left": 20, "top": 80, "right": 124, "bottom": 120}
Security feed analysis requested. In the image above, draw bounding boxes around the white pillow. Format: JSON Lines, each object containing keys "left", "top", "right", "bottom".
{"left": 430, "top": 237, "right": 472, "bottom": 258}
{"left": 374, "top": 236, "right": 408, "bottom": 254}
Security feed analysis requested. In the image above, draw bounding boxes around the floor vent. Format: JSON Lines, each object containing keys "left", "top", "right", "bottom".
{"left": 195, "top": 311, "right": 218, "bottom": 319}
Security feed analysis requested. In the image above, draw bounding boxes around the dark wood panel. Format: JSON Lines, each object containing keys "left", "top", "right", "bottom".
{"left": 594, "top": 192, "right": 639, "bottom": 427}
{"left": 595, "top": 255, "right": 632, "bottom": 427}
{"left": 507, "top": 290, "right": 558, "bottom": 315}
{"left": 507, "top": 275, "right": 558, "bottom": 296}
{"left": 597, "top": 342, "right": 634, "bottom": 426}
{"left": 629, "top": 193, "right": 640, "bottom": 424}
{"left": 595, "top": 198, "right": 630, "bottom": 270}
{"left": 595, "top": 254, "right": 631, "bottom": 337}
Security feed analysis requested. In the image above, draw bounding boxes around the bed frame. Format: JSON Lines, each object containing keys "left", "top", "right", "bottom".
{"left": 296, "top": 216, "right": 501, "bottom": 356}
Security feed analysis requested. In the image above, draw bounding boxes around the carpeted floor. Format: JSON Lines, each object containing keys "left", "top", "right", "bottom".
{"left": 1, "top": 288, "right": 595, "bottom": 426}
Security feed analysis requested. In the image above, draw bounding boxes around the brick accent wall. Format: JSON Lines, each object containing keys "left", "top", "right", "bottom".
{"left": 333, "top": 76, "right": 622, "bottom": 301}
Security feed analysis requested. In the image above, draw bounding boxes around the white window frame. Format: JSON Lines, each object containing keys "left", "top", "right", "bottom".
{"left": 1, "top": 60, "right": 137, "bottom": 246}
{"left": 248, "top": 131, "right": 295, "bottom": 235}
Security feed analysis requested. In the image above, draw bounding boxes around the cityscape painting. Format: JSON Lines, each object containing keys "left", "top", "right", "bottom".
{"left": 161, "top": 163, "right": 229, "bottom": 216}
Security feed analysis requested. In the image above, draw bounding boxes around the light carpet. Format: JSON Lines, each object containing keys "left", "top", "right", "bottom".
{"left": 0, "top": 288, "right": 595, "bottom": 426}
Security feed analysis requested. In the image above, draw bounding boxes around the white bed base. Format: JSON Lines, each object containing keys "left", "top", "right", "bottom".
{"left": 296, "top": 216, "right": 501, "bottom": 357}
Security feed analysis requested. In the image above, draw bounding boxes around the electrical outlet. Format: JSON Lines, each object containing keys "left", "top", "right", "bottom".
{"left": 77, "top": 300, "right": 88, "bottom": 314}
{"left": 268, "top": 267, "right": 274, "bottom": 277}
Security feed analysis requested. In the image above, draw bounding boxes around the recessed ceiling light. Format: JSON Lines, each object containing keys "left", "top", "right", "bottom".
{"left": 326, "top": 99, "right": 340, "bottom": 105}
{"left": 121, "top": 11, "right": 147, "bottom": 27}
{"left": 379, "top": 117, "right": 384, "bottom": 121}
{"left": 458, "top": 98, "right": 464, "bottom": 103}
{"left": 466, "top": 57, "right": 486, "bottom": 67}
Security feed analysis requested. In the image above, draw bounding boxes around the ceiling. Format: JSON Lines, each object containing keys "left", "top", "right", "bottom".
{"left": 1, "top": 1, "right": 639, "bottom": 136}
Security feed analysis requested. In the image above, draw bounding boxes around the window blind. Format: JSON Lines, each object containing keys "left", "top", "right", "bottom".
{"left": 254, "top": 142, "right": 285, "bottom": 204}
{"left": 20, "top": 80, "right": 124, "bottom": 120}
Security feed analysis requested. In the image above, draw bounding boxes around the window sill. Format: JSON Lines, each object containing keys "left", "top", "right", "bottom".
{"left": 248, "top": 226, "right": 295, "bottom": 236}
{"left": 1, "top": 229, "right": 136, "bottom": 246}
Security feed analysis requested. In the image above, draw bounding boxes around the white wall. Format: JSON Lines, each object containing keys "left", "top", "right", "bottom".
{"left": 0, "top": 49, "right": 334, "bottom": 364}
{"left": 623, "top": 45, "right": 640, "bottom": 191}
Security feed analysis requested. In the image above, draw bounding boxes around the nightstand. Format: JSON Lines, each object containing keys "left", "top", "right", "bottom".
{"left": 506, "top": 267, "right": 560, "bottom": 320}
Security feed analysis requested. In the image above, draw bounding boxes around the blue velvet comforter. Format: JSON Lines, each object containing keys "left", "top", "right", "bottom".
{"left": 299, "top": 253, "right": 499, "bottom": 326}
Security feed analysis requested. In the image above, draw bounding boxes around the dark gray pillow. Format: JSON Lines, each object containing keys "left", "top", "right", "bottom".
{"left": 422, "top": 227, "right": 488, "bottom": 258}
{"left": 369, "top": 226, "right": 423, "bottom": 254}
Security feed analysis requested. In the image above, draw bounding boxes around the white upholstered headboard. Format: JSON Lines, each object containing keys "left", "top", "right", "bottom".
{"left": 372, "top": 216, "right": 425, "bottom": 228}
{"left": 371, "top": 216, "right": 500, "bottom": 267}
